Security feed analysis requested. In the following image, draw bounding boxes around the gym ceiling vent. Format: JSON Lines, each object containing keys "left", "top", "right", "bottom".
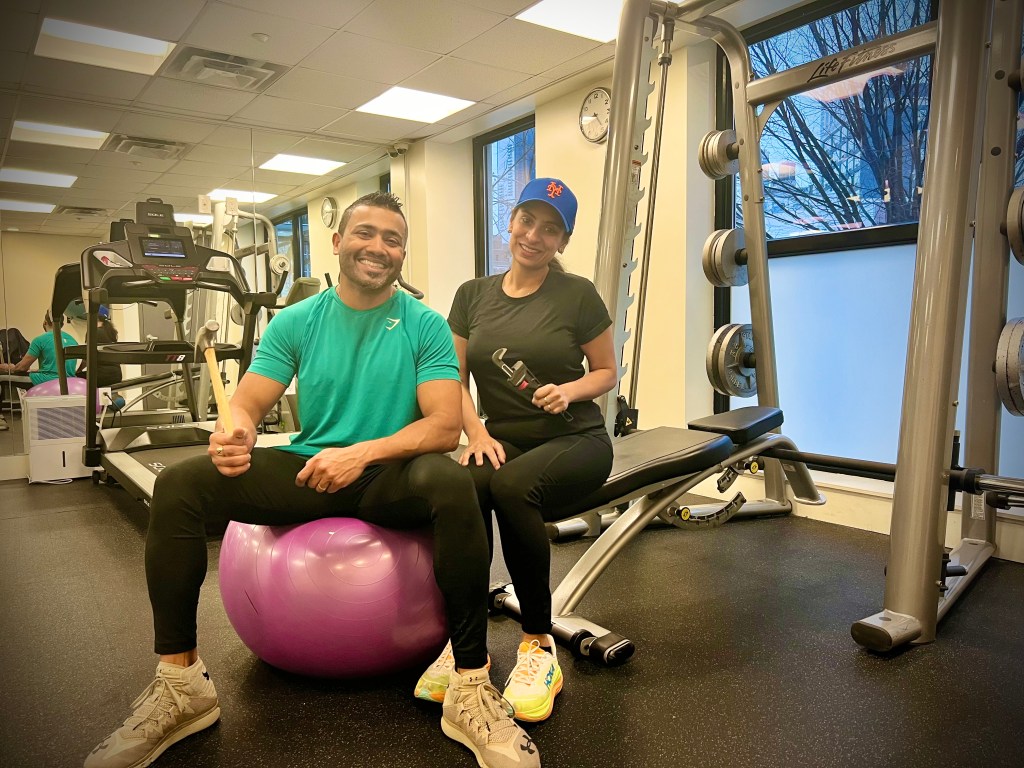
{"left": 161, "top": 46, "right": 288, "bottom": 92}
{"left": 101, "top": 134, "right": 191, "bottom": 161}
{"left": 53, "top": 205, "right": 111, "bottom": 218}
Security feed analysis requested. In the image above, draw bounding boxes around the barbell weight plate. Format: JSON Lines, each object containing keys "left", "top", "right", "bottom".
{"left": 706, "top": 323, "right": 733, "bottom": 394}
{"left": 1006, "top": 186, "right": 1024, "bottom": 267}
{"left": 270, "top": 254, "right": 291, "bottom": 275}
{"left": 712, "top": 228, "right": 749, "bottom": 287}
{"left": 697, "top": 131, "right": 717, "bottom": 180}
{"left": 717, "top": 323, "right": 757, "bottom": 398}
{"left": 995, "top": 318, "right": 1024, "bottom": 417}
{"left": 698, "top": 129, "right": 739, "bottom": 180}
{"left": 702, "top": 229, "right": 729, "bottom": 286}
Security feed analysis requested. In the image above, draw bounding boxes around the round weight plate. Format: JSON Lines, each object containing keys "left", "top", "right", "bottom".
{"left": 712, "top": 228, "right": 748, "bottom": 287}
{"left": 995, "top": 318, "right": 1024, "bottom": 416}
{"left": 1007, "top": 186, "right": 1024, "bottom": 267}
{"left": 270, "top": 253, "right": 291, "bottom": 275}
{"left": 698, "top": 129, "right": 738, "bottom": 179}
{"left": 706, "top": 323, "right": 732, "bottom": 394}
{"left": 702, "top": 229, "right": 729, "bottom": 286}
{"left": 717, "top": 323, "right": 757, "bottom": 398}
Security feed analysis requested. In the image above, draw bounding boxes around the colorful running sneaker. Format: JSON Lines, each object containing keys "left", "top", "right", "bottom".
{"left": 442, "top": 667, "right": 541, "bottom": 768}
{"left": 414, "top": 640, "right": 491, "bottom": 703}
{"left": 502, "top": 637, "right": 562, "bottom": 722}
{"left": 84, "top": 659, "right": 220, "bottom": 768}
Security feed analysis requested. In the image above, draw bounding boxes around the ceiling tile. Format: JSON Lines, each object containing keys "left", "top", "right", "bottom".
{"left": 114, "top": 114, "right": 217, "bottom": 144}
{"left": 458, "top": 0, "right": 535, "bottom": 13}
{"left": 136, "top": 78, "right": 257, "bottom": 119}
{"left": 437, "top": 101, "right": 497, "bottom": 125}
{"left": 203, "top": 126, "right": 300, "bottom": 153}
{"left": 0, "top": 157, "right": 87, "bottom": 176}
{"left": 0, "top": 92, "right": 17, "bottom": 118}
{"left": 71, "top": 176, "right": 149, "bottom": 193}
{"left": 0, "top": 10, "right": 38, "bottom": 54}
{"left": 77, "top": 165, "right": 159, "bottom": 183}
{"left": 87, "top": 150, "right": 178, "bottom": 174}
{"left": 542, "top": 42, "right": 616, "bottom": 81}
{"left": 185, "top": 144, "right": 271, "bottom": 167}
{"left": 453, "top": 18, "right": 599, "bottom": 75}
{"left": 246, "top": 168, "right": 312, "bottom": 185}
{"left": 345, "top": 0, "right": 504, "bottom": 55}
{"left": 483, "top": 74, "right": 553, "bottom": 105}
{"left": 0, "top": 180, "right": 80, "bottom": 197}
{"left": 290, "top": 138, "right": 376, "bottom": 163}
{"left": 152, "top": 173, "right": 234, "bottom": 190}
{"left": 183, "top": 2, "right": 335, "bottom": 67}
{"left": 13, "top": 97, "right": 124, "bottom": 131}
{"left": 44, "top": 0, "right": 206, "bottom": 42}
{"left": 144, "top": 183, "right": 210, "bottom": 199}
{"left": 0, "top": 51, "right": 27, "bottom": 86}
{"left": 4, "top": 141, "right": 97, "bottom": 165}
{"left": 319, "top": 111, "right": 424, "bottom": 142}
{"left": 22, "top": 57, "right": 149, "bottom": 102}
{"left": 219, "top": 0, "right": 372, "bottom": 29}
{"left": 265, "top": 67, "right": 389, "bottom": 110}
{"left": 401, "top": 57, "right": 529, "bottom": 102}
{"left": 301, "top": 32, "right": 439, "bottom": 84}
{"left": 231, "top": 95, "right": 346, "bottom": 131}
{"left": 168, "top": 159, "right": 252, "bottom": 178}
{"left": 56, "top": 191, "right": 133, "bottom": 208}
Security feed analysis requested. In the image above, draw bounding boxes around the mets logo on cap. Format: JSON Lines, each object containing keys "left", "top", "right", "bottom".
{"left": 546, "top": 181, "right": 563, "bottom": 199}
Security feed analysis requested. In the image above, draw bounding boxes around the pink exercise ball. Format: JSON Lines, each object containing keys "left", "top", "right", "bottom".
{"left": 219, "top": 518, "right": 447, "bottom": 678}
{"left": 25, "top": 377, "right": 100, "bottom": 408}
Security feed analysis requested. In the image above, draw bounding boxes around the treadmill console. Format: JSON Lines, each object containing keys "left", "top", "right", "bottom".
{"left": 127, "top": 231, "right": 201, "bottom": 284}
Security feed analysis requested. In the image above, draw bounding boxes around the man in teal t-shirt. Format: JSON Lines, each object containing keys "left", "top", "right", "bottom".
{"left": 0, "top": 311, "right": 77, "bottom": 386}
{"left": 86, "top": 192, "right": 541, "bottom": 768}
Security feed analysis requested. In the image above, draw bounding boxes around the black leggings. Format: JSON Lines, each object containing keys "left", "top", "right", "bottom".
{"left": 466, "top": 427, "right": 613, "bottom": 635}
{"left": 147, "top": 448, "right": 490, "bottom": 669}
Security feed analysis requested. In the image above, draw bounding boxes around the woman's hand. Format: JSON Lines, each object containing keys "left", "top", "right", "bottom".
{"left": 460, "top": 433, "right": 506, "bottom": 469}
{"left": 533, "top": 383, "right": 569, "bottom": 415}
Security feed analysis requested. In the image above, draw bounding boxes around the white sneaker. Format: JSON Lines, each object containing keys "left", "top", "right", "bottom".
{"left": 442, "top": 667, "right": 541, "bottom": 768}
{"left": 84, "top": 659, "right": 220, "bottom": 768}
{"left": 502, "top": 637, "right": 562, "bottom": 722}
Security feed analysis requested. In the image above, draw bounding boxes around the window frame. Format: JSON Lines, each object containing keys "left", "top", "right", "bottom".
{"left": 270, "top": 207, "right": 310, "bottom": 292}
{"left": 472, "top": 115, "right": 536, "bottom": 278}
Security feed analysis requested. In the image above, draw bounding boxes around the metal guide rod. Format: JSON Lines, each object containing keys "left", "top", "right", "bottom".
{"left": 855, "top": 0, "right": 990, "bottom": 649}
{"left": 626, "top": 18, "right": 675, "bottom": 405}
{"left": 744, "top": 22, "right": 937, "bottom": 107}
{"left": 962, "top": 0, "right": 1024, "bottom": 543}
{"left": 594, "top": 0, "right": 657, "bottom": 430}
{"left": 686, "top": 14, "right": 785, "bottom": 502}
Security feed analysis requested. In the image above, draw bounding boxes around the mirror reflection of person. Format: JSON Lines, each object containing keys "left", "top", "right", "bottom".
{"left": 75, "top": 306, "right": 123, "bottom": 388}
{"left": 0, "top": 310, "right": 77, "bottom": 387}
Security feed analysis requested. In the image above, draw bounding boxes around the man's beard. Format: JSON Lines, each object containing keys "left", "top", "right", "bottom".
{"left": 338, "top": 253, "right": 401, "bottom": 292}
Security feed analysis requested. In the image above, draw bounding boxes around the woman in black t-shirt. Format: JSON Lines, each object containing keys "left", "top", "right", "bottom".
{"left": 414, "top": 178, "right": 617, "bottom": 723}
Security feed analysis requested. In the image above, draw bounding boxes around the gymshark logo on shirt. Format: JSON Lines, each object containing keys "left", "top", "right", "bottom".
{"left": 385, "top": 318, "right": 401, "bottom": 331}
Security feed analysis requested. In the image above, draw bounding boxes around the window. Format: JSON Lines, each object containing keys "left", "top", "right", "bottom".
{"left": 271, "top": 209, "right": 310, "bottom": 297}
{"left": 473, "top": 117, "right": 536, "bottom": 276}
{"left": 737, "top": 0, "right": 934, "bottom": 243}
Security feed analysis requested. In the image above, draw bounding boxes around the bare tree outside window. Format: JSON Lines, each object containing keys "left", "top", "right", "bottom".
{"left": 738, "top": 0, "right": 933, "bottom": 239}
{"left": 483, "top": 127, "right": 535, "bottom": 274}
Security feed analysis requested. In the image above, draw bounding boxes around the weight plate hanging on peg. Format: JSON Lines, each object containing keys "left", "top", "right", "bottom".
{"left": 270, "top": 254, "right": 291, "bottom": 274}
{"left": 995, "top": 318, "right": 1024, "bottom": 416}
{"left": 701, "top": 228, "right": 748, "bottom": 287}
{"left": 706, "top": 323, "right": 757, "bottom": 397}
{"left": 1006, "top": 186, "right": 1024, "bottom": 267}
{"left": 698, "top": 129, "right": 739, "bottom": 180}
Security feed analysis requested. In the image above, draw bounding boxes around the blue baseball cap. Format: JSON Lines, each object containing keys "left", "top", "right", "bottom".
{"left": 98, "top": 305, "right": 110, "bottom": 319}
{"left": 514, "top": 177, "right": 577, "bottom": 234}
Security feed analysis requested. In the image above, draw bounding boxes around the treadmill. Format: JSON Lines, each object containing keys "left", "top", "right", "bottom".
{"left": 58, "top": 198, "right": 279, "bottom": 505}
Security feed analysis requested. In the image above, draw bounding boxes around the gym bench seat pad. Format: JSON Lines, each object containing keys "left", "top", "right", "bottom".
{"left": 687, "top": 406, "right": 783, "bottom": 445}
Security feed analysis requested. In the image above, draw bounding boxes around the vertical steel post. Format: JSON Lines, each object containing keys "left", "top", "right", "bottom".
{"left": 962, "top": 0, "right": 1024, "bottom": 542}
{"left": 853, "top": 0, "right": 990, "bottom": 650}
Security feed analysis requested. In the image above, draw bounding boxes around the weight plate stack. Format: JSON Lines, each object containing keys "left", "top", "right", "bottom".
{"left": 706, "top": 323, "right": 757, "bottom": 397}
{"left": 697, "top": 129, "right": 739, "bottom": 180}
{"left": 995, "top": 318, "right": 1024, "bottom": 416}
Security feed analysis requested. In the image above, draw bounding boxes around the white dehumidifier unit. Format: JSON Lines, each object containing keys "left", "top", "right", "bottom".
{"left": 20, "top": 392, "right": 91, "bottom": 483}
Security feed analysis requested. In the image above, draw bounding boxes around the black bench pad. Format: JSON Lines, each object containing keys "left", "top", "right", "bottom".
{"left": 687, "top": 406, "right": 783, "bottom": 445}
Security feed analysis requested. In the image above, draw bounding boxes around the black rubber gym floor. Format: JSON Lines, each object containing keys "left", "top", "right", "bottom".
{"left": 2, "top": 477, "right": 1022, "bottom": 768}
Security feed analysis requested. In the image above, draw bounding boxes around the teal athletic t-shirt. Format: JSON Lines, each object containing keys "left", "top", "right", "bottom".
{"left": 248, "top": 288, "right": 460, "bottom": 457}
{"left": 26, "top": 330, "right": 78, "bottom": 386}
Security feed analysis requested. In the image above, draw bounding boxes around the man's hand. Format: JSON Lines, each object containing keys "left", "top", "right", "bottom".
{"left": 459, "top": 433, "right": 505, "bottom": 469}
{"left": 209, "top": 427, "right": 253, "bottom": 477}
{"left": 296, "top": 445, "right": 371, "bottom": 493}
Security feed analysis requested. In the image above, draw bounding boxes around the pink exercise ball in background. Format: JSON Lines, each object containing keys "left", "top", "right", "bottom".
{"left": 24, "top": 377, "right": 100, "bottom": 408}
{"left": 219, "top": 518, "right": 447, "bottom": 678}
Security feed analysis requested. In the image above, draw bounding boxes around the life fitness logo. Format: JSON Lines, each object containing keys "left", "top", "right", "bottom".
{"left": 546, "top": 181, "right": 563, "bottom": 199}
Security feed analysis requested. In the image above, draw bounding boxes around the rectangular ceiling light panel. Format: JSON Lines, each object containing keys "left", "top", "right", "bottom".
{"left": 174, "top": 213, "right": 214, "bottom": 225}
{"left": 208, "top": 189, "right": 278, "bottom": 204}
{"left": 12, "top": 121, "right": 109, "bottom": 150}
{"left": 517, "top": 0, "right": 625, "bottom": 42}
{"left": 0, "top": 199, "right": 56, "bottom": 213}
{"left": 356, "top": 87, "right": 474, "bottom": 123}
{"left": 259, "top": 154, "right": 346, "bottom": 175}
{"left": 35, "top": 17, "right": 175, "bottom": 75}
{"left": 0, "top": 168, "right": 77, "bottom": 187}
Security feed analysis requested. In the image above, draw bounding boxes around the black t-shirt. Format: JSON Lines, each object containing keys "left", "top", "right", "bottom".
{"left": 448, "top": 270, "right": 612, "bottom": 444}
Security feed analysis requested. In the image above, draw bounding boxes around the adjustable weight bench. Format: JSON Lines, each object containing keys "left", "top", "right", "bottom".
{"left": 489, "top": 405, "right": 824, "bottom": 665}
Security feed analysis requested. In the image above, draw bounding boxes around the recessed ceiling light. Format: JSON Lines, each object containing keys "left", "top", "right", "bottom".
{"left": 517, "top": 0, "right": 625, "bottom": 43}
{"left": 0, "top": 168, "right": 78, "bottom": 188}
{"left": 0, "top": 199, "right": 56, "bottom": 213}
{"left": 12, "top": 120, "right": 109, "bottom": 150}
{"left": 259, "top": 154, "right": 346, "bottom": 175}
{"left": 173, "top": 213, "right": 214, "bottom": 225}
{"left": 35, "top": 17, "right": 175, "bottom": 75}
{"left": 356, "top": 87, "right": 474, "bottom": 124}
{"left": 6, "top": 227, "right": 21, "bottom": 231}
{"left": 208, "top": 189, "right": 278, "bottom": 204}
